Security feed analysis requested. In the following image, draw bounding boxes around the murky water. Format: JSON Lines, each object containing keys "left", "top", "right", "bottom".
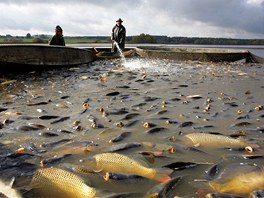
{"left": 0, "top": 57, "right": 264, "bottom": 197}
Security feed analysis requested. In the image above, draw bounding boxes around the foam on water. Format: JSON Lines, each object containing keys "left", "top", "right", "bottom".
{"left": 123, "top": 58, "right": 196, "bottom": 75}
{"left": 113, "top": 43, "right": 210, "bottom": 75}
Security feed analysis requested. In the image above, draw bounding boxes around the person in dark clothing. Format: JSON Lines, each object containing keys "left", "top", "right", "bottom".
{"left": 111, "top": 18, "right": 126, "bottom": 52}
{"left": 48, "top": 25, "right": 65, "bottom": 46}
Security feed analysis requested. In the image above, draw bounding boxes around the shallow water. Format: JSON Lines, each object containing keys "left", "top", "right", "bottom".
{"left": 0, "top": 57, "right": 264, "bottom": 197}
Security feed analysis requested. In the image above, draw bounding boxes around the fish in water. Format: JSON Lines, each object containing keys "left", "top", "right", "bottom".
{"left": 208, "top": 169, "right": 264, "bottom": 196}
{"left": 110, "top": 142, "right": 142, "bottom": 152}
{"left": 84, "top": 153, "right": 172, "bottom": 182}
{"left": 146, "top": 127, "right": 168, "bottom": 134}
{"left": 50, "top": 116, "right": 70, "bottom": 124}
{"left": 231, "top": 122, "right": 252, "bottom": 127}
{"left": 106, "top": 91, "right": 120, "bottom": 96}
{"left": 249, "top": 189, "right": 264, "bottom": 198}
{"left": 38, "top": 115, "right": 59, "bottom": 120}
{"left": 122, "top": 113, "right": 140, "bottom": 120}
{"left": 178, "top": 121, "right": 194, "bottom": 127}
{"left": 143, "top": 142, "right": 176, "bottom": 153}
{"left": 11, "top": 125, "right": 43, "bottom": 131}
{"left": 27, "top": 101, "right": 50, "bottom": 106}
{"left": 0, "top": 178, "right": 22, "bottom": 198}
{"left": 40, "top": 154, "right": 72, "bottom": 167}
{"left": 30, "top": 167, "right": 96, "bottom": 198}
{"left": 104, "top": 192, "right": 145, "bottom": 198}
{"left": 41, "top": 139, "right": 72, "bottom": 148}
{"left": 206, "top": 192, "right": 245, "bottom": 198}
{"left": 163, "top": 161, "right": 198, "bottom": 171}
{"left": 182, "top": 133, "right": 246, "bottom": 148}
{"left": 0, "top": 107, "right": 8, "bottom": 113}
{"left": 107, "top": 108, "right": 129, "bottom": 115}
{"left": 104, "top": 172, "right": 144, "bottom": 181}
{"left": 146, "top": 176, "right": 182, "bottom": 198}
{"left": 49, "top": 141, "right": 98, "bottom": 156}
{"left": 109, "top": 132, "right": 131, "bottom": 143}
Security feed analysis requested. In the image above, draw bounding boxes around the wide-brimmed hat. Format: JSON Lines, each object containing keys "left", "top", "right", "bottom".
{"left": 116, "top": 18, "right": 123, "bottom": 23}
{"left": 55, "top": 25, "right": 63, "bottom": 32}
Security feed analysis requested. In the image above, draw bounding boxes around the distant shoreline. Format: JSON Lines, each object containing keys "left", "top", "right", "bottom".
{"left": 1, "top": 34, "right": 264, "bottom": 45}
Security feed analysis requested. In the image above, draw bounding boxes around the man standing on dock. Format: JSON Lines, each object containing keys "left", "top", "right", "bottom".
{"left": 111, "top": 18, "right": 126, "bottom": 52}
{"left": 49, "top": 25, "right": 65, "bottom": 46}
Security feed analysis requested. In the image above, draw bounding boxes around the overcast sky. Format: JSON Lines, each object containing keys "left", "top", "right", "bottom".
{"left": 0, "top": 0, "right": 263, "bottom": 39}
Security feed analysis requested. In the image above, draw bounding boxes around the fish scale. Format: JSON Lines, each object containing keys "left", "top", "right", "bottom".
{"left": 184, "top": 133, "right": 246, "bottom": 147}
{"left": 95, "top": 153, "right": 150, "bottom": 172}
{"left": 93, "top": 153, "right": 172, "bottom": 182}
{"left": 30, "top": 167, "right": 96, "bottom": 198}
{"left": 209, "top": 170, "right": 264, "bottom": 195}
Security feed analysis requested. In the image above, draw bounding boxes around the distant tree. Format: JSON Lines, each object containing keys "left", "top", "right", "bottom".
{"left": 26, "top": 33, "right": 32, "bottom": 39}
{"left": 34, "top": 34, "right": 49, "bottom": 39}
{"left": 32, "top": 38, "right": 48, "bottom": 43}
{"left": 132, "top": 33, "right": 156, "bottom": 43}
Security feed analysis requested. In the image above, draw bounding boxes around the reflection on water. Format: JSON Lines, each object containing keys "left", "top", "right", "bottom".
{"left": 0, "top": 58, "right": 264, "bottom": 197}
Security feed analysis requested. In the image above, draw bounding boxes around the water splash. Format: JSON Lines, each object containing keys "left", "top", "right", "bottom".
{"left": 123, "top": 58, "right": 191, "bottom": 75}
{"left": 113, "top": 41, "right": 126, "bottom": 64}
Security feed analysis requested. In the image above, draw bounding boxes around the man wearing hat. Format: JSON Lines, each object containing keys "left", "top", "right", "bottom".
{"left": 111, "top": 18, "right": 126, "bottom": 52}
{"left": 48, "top": 25, "right": 65, "bottom": 46}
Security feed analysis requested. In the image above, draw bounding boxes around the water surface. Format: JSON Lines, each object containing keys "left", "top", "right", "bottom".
{"left": 0, "top": 57, "right": 264, "bottom": 197}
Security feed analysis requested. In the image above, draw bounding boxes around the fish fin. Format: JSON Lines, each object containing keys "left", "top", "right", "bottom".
{"left": 143, "top": 154, "right": 156, "bottom": 164}
{"left": 9, "top": 177, "right": 15, "bottom": 188}
{"left": 93, "top": 169, "right": 103, "bottom": 173}
{"left": 248, "top": 143, "right": 260, "bottom": 149}
{"left": 153, "top": 168, "right": 173, "bottom": 182}
{"left": 145, "top": 157, "right": 155, "bottom": 164}
{"left": 73, "top": 166, "right": 94, "bottom": 175}
{"left": 24, "top": 185, "right": 33, "bottom": 192}
{"left": 140, "top": 151, "right": 163, "bottom": 157}
{"left": 141, "top": 150, "right": 164, "bottom": 162}
{"left": 208, "top": 181, "right": 220, "bottom": 192}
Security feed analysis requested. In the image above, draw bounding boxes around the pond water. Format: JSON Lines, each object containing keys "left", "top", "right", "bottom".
{"left": 70, "top": 43, "right": 264, "bottom": 58}
{"left": 0, "top": 56, "right": 264, "bottom": 197}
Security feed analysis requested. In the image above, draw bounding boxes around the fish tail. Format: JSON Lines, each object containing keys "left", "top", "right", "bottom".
{"left": 208, "top": 181, "right": 221, "bottom": 192}
{"left": 248, "top": 143, "right": 260, "bottom": 149}
{"left": 152, "top": 168, "right": 173, "bottom": 182}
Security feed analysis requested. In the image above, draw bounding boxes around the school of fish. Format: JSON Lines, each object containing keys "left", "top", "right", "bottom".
{"left": 0, "top": 56, "right": 264, "bottom": 197}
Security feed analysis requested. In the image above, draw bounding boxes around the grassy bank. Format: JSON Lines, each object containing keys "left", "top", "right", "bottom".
{"left": 0, "top": 37, "right": 110, "bottom": 44}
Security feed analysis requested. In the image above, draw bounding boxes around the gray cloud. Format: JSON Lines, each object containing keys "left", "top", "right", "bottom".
{"left": 151, "top": 0, "right": 264, "bottom": 35}
{"left": 0, "top": 0, "right": 263, "bottom": 38}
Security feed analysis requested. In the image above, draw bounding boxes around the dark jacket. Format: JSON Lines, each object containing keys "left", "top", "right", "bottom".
{"left": 111, "top": 24, "right": 126, "bottom": 49}
{"left": 49, "top": 35, "right": 65, "bottom": 46}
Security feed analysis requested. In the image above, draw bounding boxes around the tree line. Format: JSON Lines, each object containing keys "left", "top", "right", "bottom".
{"left": 1, "top": 33, "right": 263, "bottom": 45}
{"left": 128, "top": 34, "right": 264, "bottom": 45}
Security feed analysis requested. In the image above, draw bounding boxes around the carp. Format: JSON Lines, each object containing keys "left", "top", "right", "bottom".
{"left": 206, "top": 192, "right": 244, "bottom": 198}
{"left": 209, "top": 170, "right": 264, "bottom": 196}
{"left": 183, "top": 133, "right": 246, "bottom": 148}
{"left": 84, "top": 153, "right": 172, "bottom": 182}
{"left": 109, "top": 131, "right": 131, "bottom": 143}
{"left": 146, "top": 176, "right": 182, "bottom": 198}
{"left": 30, "top": 167, "right": 96, "bottom": 198}
{"left": 250, "top": 189, "right": 264, "bottom": 198}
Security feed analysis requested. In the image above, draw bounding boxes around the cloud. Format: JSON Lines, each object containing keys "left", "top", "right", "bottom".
{"left": 150, "top": 0, "right": 264, "bottom": 36}
{"left": 247, "top": 0, "right": 264, "bottom": 6}
{"left": 0, "top": 0, "right": 263, "bottom": 39}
